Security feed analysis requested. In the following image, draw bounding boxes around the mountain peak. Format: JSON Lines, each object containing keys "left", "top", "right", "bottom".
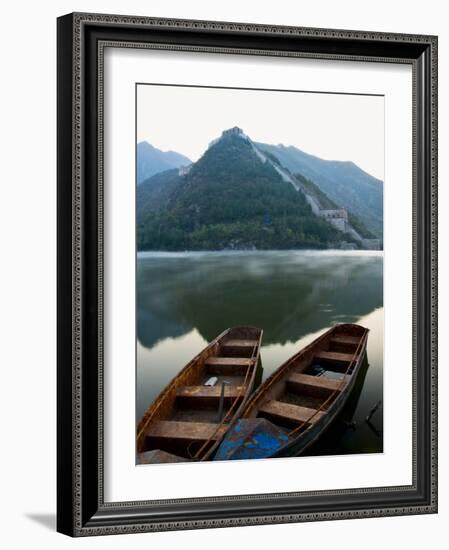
{"left": 137, "top": 141, "right": 192, "bottom": 183}
{"left": 137, "top": 140, "right": 156, "bottom": 151}
{"left": 208, "top": 126, "right": 251, "bottom": 150}
{"left": 221, "top": 126, "right": 246, "bottom": 138}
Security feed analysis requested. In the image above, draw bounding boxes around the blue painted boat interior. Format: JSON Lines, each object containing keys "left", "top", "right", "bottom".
{"left": 214, "top": 418, "right": 291, "bottom": 460}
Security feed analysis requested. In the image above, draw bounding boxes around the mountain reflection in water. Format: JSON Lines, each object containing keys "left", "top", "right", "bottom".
{"left": 136, "top": 250, "right": 383, "bottom": 456}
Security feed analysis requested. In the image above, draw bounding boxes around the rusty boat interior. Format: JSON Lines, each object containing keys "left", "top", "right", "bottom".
{"left": 136, "top": 326, "right": 263, "bottom": 464}
{"left": 214, "top": 323, "right": 369, "bottom": 461}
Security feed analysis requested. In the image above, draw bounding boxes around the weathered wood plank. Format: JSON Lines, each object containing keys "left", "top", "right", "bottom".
{"left": 314, "top": 350, "right": 354, "bottom": 364}
{"left": 329, "top": 335, "right": 361, "bottom": 353}
{"left": 222, "top": 339, "right": 258, "bottom": 348}
{"left": 205, "top": 357, "right": 254, "bottom": 366}
{"left": 176, "top": 385, "right": 243, "bottom": 399}
{"left": 146, "top": 420, "right": 227, "bottom": 441}
{"left": 137, "top": 449, "right": 185, "bottom": 464}
{"left": 205, "top": 356, "right": 254, "bottom": 375}
{"left": 287, "top": 372, "right": 344, "bottom": 395}
{"left": 331, "top": 336, "right": 360, "bottom": 345}
{"left": 259, "top": 400, "right": 325, "bottom": 425}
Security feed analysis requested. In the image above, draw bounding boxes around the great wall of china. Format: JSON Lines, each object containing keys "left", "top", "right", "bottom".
{"left": 182, "top": 127, "right": 381, "bottom": 250}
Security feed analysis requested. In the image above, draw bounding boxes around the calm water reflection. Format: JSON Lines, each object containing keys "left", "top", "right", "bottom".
{"left": 137, "top": 250, "right": 383, "bottom": 455}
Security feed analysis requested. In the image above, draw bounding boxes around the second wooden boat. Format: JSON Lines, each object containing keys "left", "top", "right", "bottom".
{"left": 137, "top": 326, "right": 263, "bottom": 463}
{"left": 214, "top": 323, "right": 369, "bottom": 460}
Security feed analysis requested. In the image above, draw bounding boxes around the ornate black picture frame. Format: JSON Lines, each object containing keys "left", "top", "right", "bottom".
{"left": 57, "top": 12, "right": 438, "bottom": 536}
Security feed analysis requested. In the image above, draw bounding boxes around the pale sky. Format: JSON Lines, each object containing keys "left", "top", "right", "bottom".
{"left": 137, "top": 84, "right": 384, "bottom": 181}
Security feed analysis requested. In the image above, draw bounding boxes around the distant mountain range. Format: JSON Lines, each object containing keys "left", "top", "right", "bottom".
{"left": 137, "top": 141, "right": 191, "bottom": 183}
{"left": 256, "top": 143, "right": 383, "bottom": 237}
{"left": 137, "top": 128, "right": 383, "bottom": 251}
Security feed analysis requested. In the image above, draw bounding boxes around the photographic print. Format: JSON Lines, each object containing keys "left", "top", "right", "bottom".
{"left": 135, "top": 83, "right": 384, "bottom": 465}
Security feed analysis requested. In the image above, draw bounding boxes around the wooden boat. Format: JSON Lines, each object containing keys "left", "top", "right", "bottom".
{"left": 214, "top": 324, "right": 369, "bottom": 461}
{"left": 136, "top": 326, "right": 263, "bottom": 463}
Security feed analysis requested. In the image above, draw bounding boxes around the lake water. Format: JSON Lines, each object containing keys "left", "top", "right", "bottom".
{"left": 136, "top": 250, "right": 383, "bottom": 456}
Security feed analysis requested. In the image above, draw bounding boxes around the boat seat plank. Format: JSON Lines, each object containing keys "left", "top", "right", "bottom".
{"left": 176, "top": 385, "right": 243, "bottom": 399}
{"left": 331, "top": 336, "right": 360, "bottom": 345}
{"left": 146, "top": 421, "right": 227, "bottom": 442}
{"left": 205, "top": 357, "right": 254, "bottom": 366}
{"left": 222, "top": 339, "right": 258, "bottom": 348}
{"left": 288, "top": 372, "right": 344, "bottom": 393}
{"left": 314, "top": 350, "right": 354, "bottom": 363}
{"left": 137, "top": 449, "right": 185, "bottom": 464}
{"left": 205, "top": 357, "right": 254, "bottom": 375}
{"left": 259, "top": 400, "right": 325, "bottom": 425}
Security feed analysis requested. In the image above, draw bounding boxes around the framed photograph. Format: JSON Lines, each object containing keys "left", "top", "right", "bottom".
{"left": 57, "top": 12, "right": 438, "bottom": 536}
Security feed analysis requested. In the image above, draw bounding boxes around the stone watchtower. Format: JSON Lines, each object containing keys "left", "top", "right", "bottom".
{"left": 319, "top": 208, "right": 349, "bottom": 232}
{"left": 222, "top": 127, "right": 244, "bottom": 137}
